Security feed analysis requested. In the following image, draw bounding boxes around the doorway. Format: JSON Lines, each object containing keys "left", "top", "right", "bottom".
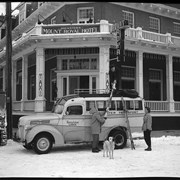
{"left": 69, "top": 76, "right": 89, "bottom": 94}
{"left": 149, "top": 82, "right": 161, "bottom": 100}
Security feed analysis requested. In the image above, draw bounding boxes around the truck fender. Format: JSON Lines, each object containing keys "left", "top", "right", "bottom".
{"left": 26, "top": 125, "right": 64, "bottom": 145}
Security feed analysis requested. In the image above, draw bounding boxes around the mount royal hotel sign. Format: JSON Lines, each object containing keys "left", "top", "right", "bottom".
{"left": 42, "top": 24, "right": 100, "bottom": 34}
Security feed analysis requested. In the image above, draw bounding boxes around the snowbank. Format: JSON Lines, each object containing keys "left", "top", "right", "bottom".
{"left": 0, "top": 134, "right": 180, "bottom": 178}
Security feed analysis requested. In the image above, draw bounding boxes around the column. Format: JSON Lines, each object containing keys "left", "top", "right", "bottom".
{"left": 11, "top": 61, "right": 16, "bottom": 101}
{"left": 35, "top": 47, "right": 46, "bottom": 112}
{"left": 21, "top": 55, "right": 28, "bottom": 111}
{"left": 99, "top": 46, "right": 110, "bottom": 91}
{"left": 166, "top": 54, "right": 174, "bottom": 112}
{"left": 136, "top": 51, "right": 144, "bottom": 98}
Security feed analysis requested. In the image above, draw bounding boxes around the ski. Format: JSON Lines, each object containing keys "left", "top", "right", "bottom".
{"left": 121, "top": 96, "right": 135, "bottom": 150}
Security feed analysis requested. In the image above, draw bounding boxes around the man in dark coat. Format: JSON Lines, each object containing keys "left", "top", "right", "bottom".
{"left": 109, "top": 64, "right": 118, "bottom": 90}
{"left": 89, "top": 102, "right": 107, "bottom": 153}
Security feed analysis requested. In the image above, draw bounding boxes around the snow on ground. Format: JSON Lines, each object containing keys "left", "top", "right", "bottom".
{"left": 0, "top": 132, "right": 180, "bottom": 178}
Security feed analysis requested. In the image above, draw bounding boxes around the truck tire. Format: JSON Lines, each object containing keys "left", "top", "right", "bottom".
{"left": 111, "top": 130, "right": 127, "bottom": 149}
{"left": 33, "top": 134, "right": 53, "bottom": 154}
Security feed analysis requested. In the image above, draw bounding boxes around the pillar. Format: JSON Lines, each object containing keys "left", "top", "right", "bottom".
{"left": 166, "top": 54, "right": 174, "bottom": 112}
{"left": 21, "top": 55, "right": 28, "bottom": 111}
{"left": 11, "top": 61, "right": 16, "bottom": 101}
{"left": 35, "top": 47, "right": 46, "bottom": 112}
{"left": 99, "top": 46, "right": 110, "bottom": 91}
{"left": 136, "top": 50, "right": 144, "bottom": 98}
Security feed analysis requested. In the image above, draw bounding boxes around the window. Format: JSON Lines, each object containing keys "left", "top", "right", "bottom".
{"left": 66, "top": 105, "right": 83, "bottom": 115}
{"left": 122, "top": 10, "right": 134, "bottom": 27}
{"left": 149, "top": 16, "right": 160, "bottom": 33}
{"left": 134, "top": 100, "right": 143, "bottom": 110}
{"left": 16, "top": 59, "right": 22, "bottom": 101}
{"left": 51, "top": 16, "right": 56, "bottom": 24}
{"left": 96, "top": 101, "right": 106, "bottom": 111}
{"left": 173, "top": 22, "right": 180, "bottom": 35}
{"left": 149, "top": 69, "right": 161, "bottom": 81}
{"left": 122, "top": 66, "right": 135, "bottom": 79}
{"left": 50, "top": 69, "right": 57, "bottom": 101}
{"left": 91, "top": 58, "right": 97, "bottom": 69}
{"left": 109, "top": 101, "right": 116, "bottom": 110}
{"left": 77, "top": 7, "right": 94, "bottom": 23}
{"left": 174, "top": 71, "right": 180, "bottom": 82}
{"left": 0, "top": 68, "right": 3, "bottom": 91}
{"left": 126, "top": 100, "right": 134, "bottom": 110}
{"left": 30, "top": 75, "right": 36, "bottom": 100}
{"left": 62, "top": 58, "right": 97, "bottom": 70}
{"left": 19, "top": 10, "right": 25, "bottom": 24}
{"left": 117, "top": 101, "right": 123, "bottom": 110}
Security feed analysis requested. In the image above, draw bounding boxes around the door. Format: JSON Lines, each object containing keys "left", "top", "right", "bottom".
{"left": 62, "top": 105, "right": 85, "bottom": 142}
{"left": 69, "top": 76, "right": 89, "bottom": 94}
{"left": 149, "top": 82, "right": 161, "bottom": 100}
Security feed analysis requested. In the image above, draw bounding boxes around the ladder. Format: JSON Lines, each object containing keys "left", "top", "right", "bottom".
{"left": 121, "top": 96, "right": 135, "bottom": 150}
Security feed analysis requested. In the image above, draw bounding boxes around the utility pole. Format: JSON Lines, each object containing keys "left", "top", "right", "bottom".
{"left": 5, "top": 2, "right": 13, "bottom": 139}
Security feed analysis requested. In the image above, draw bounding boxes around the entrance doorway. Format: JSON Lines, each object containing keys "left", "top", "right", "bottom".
{"left": 149, "top": 82, "right": 161, "bottom": 100}
{"left": 69, "top": 76, "right": 89, "bottom": 94}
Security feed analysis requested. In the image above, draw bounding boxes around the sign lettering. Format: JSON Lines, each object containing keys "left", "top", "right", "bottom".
{"left": 42, "top": 25, "right": 100, "bottom": 34}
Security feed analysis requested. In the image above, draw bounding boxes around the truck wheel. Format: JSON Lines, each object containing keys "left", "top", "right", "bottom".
{"left": 33, "top": 134, "right": 52, "bottom": 154}
{"left": 111, "top": 130, "right": 127, "bottom": 149}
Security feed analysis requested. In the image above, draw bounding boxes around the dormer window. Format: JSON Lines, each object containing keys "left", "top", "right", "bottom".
{"left": 77, "top": 7, "right": 94, "bottom": 24}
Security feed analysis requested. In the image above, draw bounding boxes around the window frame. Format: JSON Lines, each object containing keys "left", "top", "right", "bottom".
{"left": 173, "top": 22, "right": 180, "bottom": 35}
{"left": 50, "top": 68, "right": 57, "bottom": 102}
{"left": 122, "top": 10, "right": 134, "bottom": 28}
{"left": 77, "top": 7, "right": 94, "bottom": 24}
{"left": 149, "top": 16, "right": 160, "bottom": 33}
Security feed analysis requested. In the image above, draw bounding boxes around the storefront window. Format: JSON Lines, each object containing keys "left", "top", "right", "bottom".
{"left": 69, "top": 59, "right": 89, "bottom": 69}
{"left": 91, "top": 58, "right": 97, "bottom": 69}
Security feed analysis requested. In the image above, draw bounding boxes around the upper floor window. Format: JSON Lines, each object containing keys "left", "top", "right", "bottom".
{"left": 122, "top": 10, "right": 134, "bottom": 27}
{"left": 19, "top": 10, "right": 25, "bottom": 24}
{"left": 149, "top": 16, "right": 160, "bottom": 33}
{"left": 77, "top": 7, "right": 94, "bottom": 24}
{"left": 173, "top": 22, "right": 180, "bottom": 35}
{"left": 51, "top": 16, "right": 56, "bottom": 24}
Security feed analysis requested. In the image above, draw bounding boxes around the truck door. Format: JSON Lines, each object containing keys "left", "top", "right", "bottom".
{"left": 62, "top": 104, "right": 85, "bottom": 142}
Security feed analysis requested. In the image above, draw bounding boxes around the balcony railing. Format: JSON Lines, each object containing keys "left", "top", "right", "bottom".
{"left": 144, "top": 101, "right": 169, "bottom": 112}
{"left": 125, "top": 27, "right": 180, "bottom": 46}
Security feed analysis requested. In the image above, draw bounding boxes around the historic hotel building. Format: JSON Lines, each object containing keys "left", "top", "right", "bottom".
{"left": 0, "top": 2, "right": 180, "bottom": 130}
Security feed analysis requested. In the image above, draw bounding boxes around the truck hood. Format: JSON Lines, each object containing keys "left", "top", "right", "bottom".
{"left": 19, "top": 113, "right": 60, "bottom": 126}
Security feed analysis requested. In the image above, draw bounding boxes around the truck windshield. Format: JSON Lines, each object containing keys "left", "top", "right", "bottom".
{"left": 52, "top": 94, "right": 79, "bottom": 113}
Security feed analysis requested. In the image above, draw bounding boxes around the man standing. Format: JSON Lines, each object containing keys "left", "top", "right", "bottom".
{"left": 142, "top": 106, "right": 152, "bottom": 151}
{"left": 109, "top": 64, "right": 118, "bottom": 90}
{"left": 89, "top": 102, "right": 107, "bottom": 153}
